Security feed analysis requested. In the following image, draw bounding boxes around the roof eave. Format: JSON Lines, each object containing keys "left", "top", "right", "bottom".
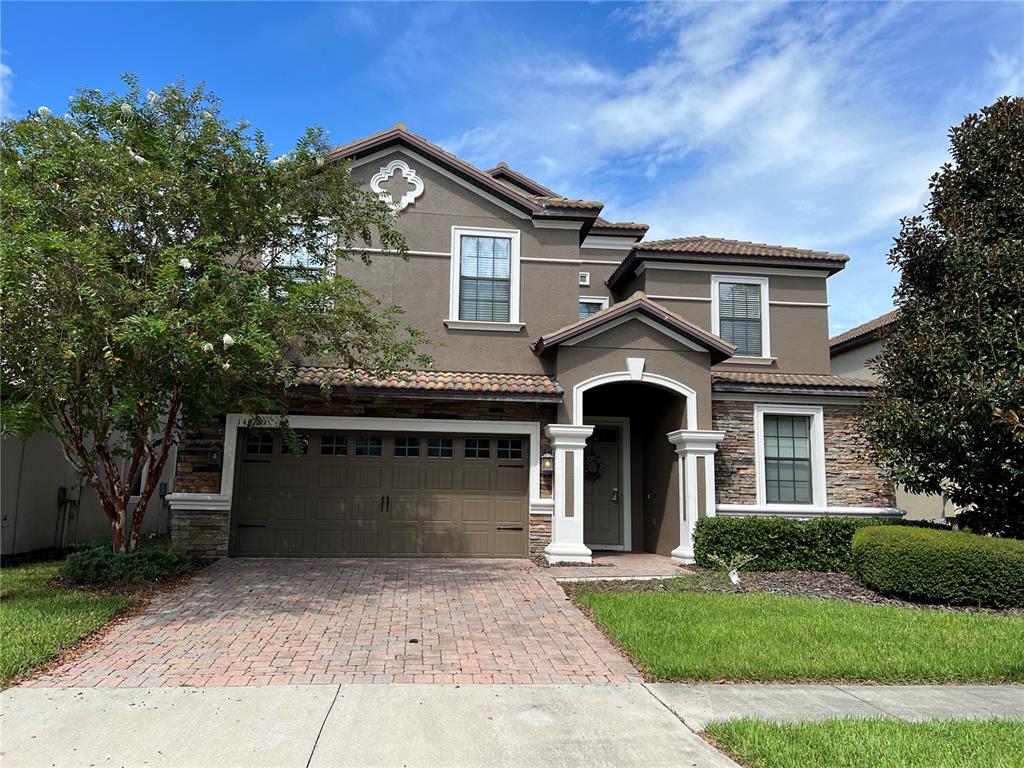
{"left": 712, "top": 382, "right": 874, "bottom": 397}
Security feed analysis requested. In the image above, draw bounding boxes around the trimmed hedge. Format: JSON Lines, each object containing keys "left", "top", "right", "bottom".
{"left": 852, "top": 526, "right": 1024, "bottom": 609}
{"left": 62, "top": 544, "right": 193, "bottom": 585}
{"left": 693, "top": 516, "right": 945, "bottom": 572}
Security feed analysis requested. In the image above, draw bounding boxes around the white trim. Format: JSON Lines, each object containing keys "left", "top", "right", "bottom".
{"left": 581, "top": 235, "right": 637, "bottom": 251}
{"left": 581, "top": 259, "right": 621, "bottom": 266}
{"left": 443, "top": 319, "right": 525, "bottom": 333}
{"left": 769, "top": 300, "right": 830, "bottom": 307}
{"left": 578, "top": 272, "right": 591, "bottom": 287}
{"left": 532, "top": 219, "right": 583, "bottom": 231}
{"left": 369, "top": 159, "right": 424, "bottom": 212}
{"left": 715, "top": 356, "right": 778, "bottom": 367}
{"left": 573, "top": 370, "right": 697, "bottom": 430}
{"left": 358, "top": 247, "right": 451, "bottom": 258}
{"left": 561, "top": 313, "right": 709, "bottom": 354}
{"left": 646, "top": 294, "right": 713, "bottom": 303}
{"left": 585, "top": 416, "right": 632, "bottom": 552}
{"left": 203, "top": 414, "right": 548, "bottom": 516}
{"left": 712, "top": 392, "right": 870, "bottom": 404}
{"left": 165, "top": 493, "right": 231, "bottom": 512}
{"left": 352, "top": 147, "right": 530, "bottom": 220}
{"left": 637, "top": 262, "right": 831, "bottom": 278}
{"left": 753, "top": 403, "right": 826, "bottom": 508}
{"left": 449, "top": 226, "right": 522, "bottom": 325}
{"left": 711, "top": 274, "right": 771, "bottom": 358}
{"left": 519, "top": 257, "right": 621, "bottom": 265}
{"left": 717, "top": 504, "right": 903, "bottom": 517}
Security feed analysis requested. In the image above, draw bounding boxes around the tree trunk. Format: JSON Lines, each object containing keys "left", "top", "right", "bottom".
{"left": 111, "top": 498, "right": 130, "bottom": 553}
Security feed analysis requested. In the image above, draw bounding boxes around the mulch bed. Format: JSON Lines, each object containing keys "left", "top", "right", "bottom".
{"left": 566, "top": 570, "right": 1024, "bottom": 616}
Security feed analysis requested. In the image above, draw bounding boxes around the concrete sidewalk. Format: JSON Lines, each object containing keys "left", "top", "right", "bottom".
{"left": 3, "top": 683, "right": 1022, "bottom": 768}
{"left": 647, "top": 683, "right": 1024, "bottom": 731}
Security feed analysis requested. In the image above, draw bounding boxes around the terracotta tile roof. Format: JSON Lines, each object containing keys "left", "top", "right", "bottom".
{"left": 830, "top": 310, "right": 900, "bottom": 352}
{"left": 609, "top": 236, "right": 849, "bottom": 290}
{"left": 535, "top": 195, "right": 605, "bottom": 212}
{"left": 592, "top": 217, "right": 650, "bottom": 235}
{"left": 712, "top": 371, "right": 877, "bottom": 396}
{"left": 534, "top": 291, "right": 735, "bottom": 363}
{"left": 485, "top": 163, "right": 559, "bottom": 197}
{"left": 292, "top": 368, "right": 563, "bottom": 400}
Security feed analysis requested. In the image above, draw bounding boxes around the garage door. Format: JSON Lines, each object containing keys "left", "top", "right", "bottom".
{"left": 231, "top": 429, "right": 529, "bottom": 557}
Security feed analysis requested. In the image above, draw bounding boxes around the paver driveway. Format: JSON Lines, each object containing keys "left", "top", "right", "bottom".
{"left": 25, "top": 559, "right": 641, "bottom": 688}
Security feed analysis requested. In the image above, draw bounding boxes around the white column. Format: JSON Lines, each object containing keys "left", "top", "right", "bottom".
{"left": 666, "top": 429, "right": 726, "bottom": 564}
{"left": 544, "top": 424, "right": 594, "bottom": 564}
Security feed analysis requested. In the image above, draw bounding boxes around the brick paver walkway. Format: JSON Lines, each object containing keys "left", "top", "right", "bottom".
{"left": 25, "top": 559, "right": 640, "bottom": 689}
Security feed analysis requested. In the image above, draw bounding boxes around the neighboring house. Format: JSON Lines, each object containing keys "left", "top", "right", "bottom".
{"left": 157, "top": 123, "right": 898, "bottom": 563}
{"left": 830, "top": 311, "right": 958, "bottom": 521}
{"left": 1, "top": 432, "right": 175, "bottom": 555}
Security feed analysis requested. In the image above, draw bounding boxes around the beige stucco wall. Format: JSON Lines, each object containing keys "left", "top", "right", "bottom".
{"left": 830, "top": 338, "right": 883, "bottom": 378}
{"left": 1, "top": 432, "right": 173, "bottom": 555}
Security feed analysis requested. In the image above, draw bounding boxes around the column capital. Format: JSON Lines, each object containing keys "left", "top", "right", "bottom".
{"left": 545, "top": 423, "right": 594, "bottom": 450}
{"left": 666, "top": 429, "right": 726, "bottom": 455}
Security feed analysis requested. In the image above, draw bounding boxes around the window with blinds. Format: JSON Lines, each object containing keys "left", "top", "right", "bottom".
{"left": 459, "top": 235, "right": 512, "bottom": 322}
{"left": 763, "top": 415, "right": 813, "bottom": 503}
{"left": 578, "top": 300, "right": 604, "bottom": 320}
{"left": 718, "top": 282, "right": 763, "bottom": 356}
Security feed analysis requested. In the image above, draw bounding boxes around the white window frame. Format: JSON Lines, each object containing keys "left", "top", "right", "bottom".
{"left": 753, "top": 404, "right": 826, "bottom": 508}
{"left": 447, "top": 226, "right": 522, "bottom": 328}
{"left": 578, "top": 295, "right": 609, "bottom": 320}
{"left": 711, "top": 275, "right": 771, "bottom": 358}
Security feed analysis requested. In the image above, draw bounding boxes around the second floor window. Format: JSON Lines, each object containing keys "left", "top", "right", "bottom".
{"left": 459, "top": 235, "right": 512, "bottom": 322}
{"left": 715, "top": 278, "right": 767, "bottom": 356}
{"left": 578, "top": 297, "right": 608, "bottom": 321}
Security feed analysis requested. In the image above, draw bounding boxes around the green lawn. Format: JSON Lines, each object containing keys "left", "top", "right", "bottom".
{"left": 705, "top": 717, "right": 1024, "bottom": 768}
{"left": 0, "top": 561, "right": 133, "bottom": 686}
{"left": 575, "top": 590, "right": 1024, "bottom": 683}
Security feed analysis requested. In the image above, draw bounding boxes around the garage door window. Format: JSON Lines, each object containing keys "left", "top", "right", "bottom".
{"left": 394, "top": 436, "right": 420, "bottom": 457}
{"left": 355, "top": 436, "right": 383, "bottom": 456}
{"left": 320, "top": 435, "right": 347, "bottom": 456}
{"left": 246, "top": 431, "right": 274, "bottom": 455}
{"left": 464, "top": 438, "right": 490, "bottom": 459}
{"left": 281, "top": 433, "right": 309, "bottom": 455}
{"left": 497, "top": 439, "right": 523, "bottom": 460}
{"left": 427, "top": 437, "right": 454, "bottom": 458}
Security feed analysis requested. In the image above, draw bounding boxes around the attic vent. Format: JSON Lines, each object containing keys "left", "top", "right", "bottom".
{"left": 578, "top": 272, "right": 591, "bottom": 287}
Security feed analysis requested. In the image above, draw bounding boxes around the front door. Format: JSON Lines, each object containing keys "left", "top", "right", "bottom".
{"left": 583, "top": 425, "right": 622, "bottom": 548}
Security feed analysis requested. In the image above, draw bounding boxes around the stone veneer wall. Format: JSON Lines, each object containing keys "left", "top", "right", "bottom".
{"left": 172, "top": 394, "right": 557, "bottom": 557}
{"left": 712, "top": 399, "right": 895, "bottom": 508}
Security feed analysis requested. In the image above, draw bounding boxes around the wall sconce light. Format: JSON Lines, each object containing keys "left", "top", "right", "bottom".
{"left": 540, "top": 451, "right": 554, "bottom": 477}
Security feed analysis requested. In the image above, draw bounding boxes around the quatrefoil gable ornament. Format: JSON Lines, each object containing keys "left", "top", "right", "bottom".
{"left": 370, "top": 159, "right": 425, "bottom": 212}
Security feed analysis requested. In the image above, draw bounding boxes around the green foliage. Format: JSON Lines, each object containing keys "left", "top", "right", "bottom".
{"left": 707, "top": 718, "right": 1024, "bottom": 768}
{"left": 693, "top": 515, "right": 943, "bottom": 572}
{"left": 861, "top": 96, "right": 1024, "bottom": 537}
{"left": 852, "top": 526, "right": 1024, "bottom": 609}
{"left": 62, "top": 543, "right": 193, "bottom": 585}
{"left": 0, "top": 561, "right": 132, "bottom": 685}
{"left": 1, "top": 75, "right": 429, "bottom": 551}
{"left": 575, "top": 590, "right": 1024, "bottom": 683}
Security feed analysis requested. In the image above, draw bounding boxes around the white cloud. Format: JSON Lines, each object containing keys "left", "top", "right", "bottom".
{"left": 0, "top": 56, "right": 13, "bottom": 119}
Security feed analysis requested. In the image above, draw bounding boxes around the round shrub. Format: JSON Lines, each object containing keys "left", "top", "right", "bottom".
{"left": 62, "top": 544, "right": 193, "bottom": 585}
{"left": 852, "top": 526, "right": 1024, "bottom": 608}
{"left": 693, "top": 515, "right": 946, "bottom": 572}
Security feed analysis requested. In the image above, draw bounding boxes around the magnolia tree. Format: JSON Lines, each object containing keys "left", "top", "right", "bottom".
{"left": 862, "top": 96, "right": 1024, "bottom": 537}
{"left": 1, "top": 77, "right": 428, "bottom": 552}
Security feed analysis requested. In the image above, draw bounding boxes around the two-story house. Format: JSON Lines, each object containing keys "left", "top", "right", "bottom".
{"left": 167, "top": 125, "right": 897, "bottom": 564}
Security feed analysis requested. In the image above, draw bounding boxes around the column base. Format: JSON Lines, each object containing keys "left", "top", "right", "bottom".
{"left": 670, "top": 547, "right": 695, "bottom": 565}
{"left": 544, "top": 542, "right": 592, "bottom": 564}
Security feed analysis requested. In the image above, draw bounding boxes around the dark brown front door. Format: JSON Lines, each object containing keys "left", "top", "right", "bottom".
{"left": 231, "top": 430, "right": 528, "bottom": 557}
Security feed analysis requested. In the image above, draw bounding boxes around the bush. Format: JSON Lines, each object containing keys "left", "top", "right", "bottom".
{"left": 852, "top": 526, "right": 1024, "bottom": 609}
{"left": 62, "top": 544, "right": 193, "bottom": 586}
{"left": 693, "top": 516, "right": 945, "bottom": 572}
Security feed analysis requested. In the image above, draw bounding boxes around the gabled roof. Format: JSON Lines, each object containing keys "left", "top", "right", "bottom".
{"left": 829, "top": 310, "right": 899, "bottom": 354}
{"left": 533, "top": 292, "right": 735, "bottom": 362}
{"left": 608, "top": 236, "right": 849, "bottom": 289}
{"left": 712, "top": 371, "right": 877, "bottom": 397}
{"left": 486, "top": 162, "right": 559, "bottom": 197}
{"left": 292, "top": 368, "right": 563, "bottom": 402}
{"left": 329, "top": 125, "right": 603, "bottom": 224}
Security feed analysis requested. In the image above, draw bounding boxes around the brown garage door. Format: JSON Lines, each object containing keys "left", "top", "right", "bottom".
{"left": 231, "top": 429, "right": 529, "bottom": 557}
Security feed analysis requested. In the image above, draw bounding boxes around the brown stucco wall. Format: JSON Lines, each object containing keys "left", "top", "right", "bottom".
{"left": 712, "top": 398, "right": 896, "bottom": 508}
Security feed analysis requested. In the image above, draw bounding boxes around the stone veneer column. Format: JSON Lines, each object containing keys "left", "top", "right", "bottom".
{"left": 666, "top": 429, "right": 726, "bottom": 564}
{"left": 544, "top": 424, "right": 594, "bottom": 564}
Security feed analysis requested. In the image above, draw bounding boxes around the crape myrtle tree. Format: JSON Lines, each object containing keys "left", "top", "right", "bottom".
{"left": 862, "top": 96, "right": 1024, "bottom": 538}
{"left": 1, "top": 76, "right": 428, "bottom": 553}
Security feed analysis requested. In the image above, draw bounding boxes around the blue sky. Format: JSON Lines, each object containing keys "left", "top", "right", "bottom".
{"left": 3, "top": 1, "right": 1021, "bottom": 333}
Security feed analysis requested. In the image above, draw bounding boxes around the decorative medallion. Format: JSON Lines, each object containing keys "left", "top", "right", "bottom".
{"left": 370, "top": 159, "right": 425, "bottom": 212}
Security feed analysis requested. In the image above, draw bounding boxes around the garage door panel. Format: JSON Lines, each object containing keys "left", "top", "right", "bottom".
{"left": 232, "top": 429, "right": 528, "bottom": 557}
